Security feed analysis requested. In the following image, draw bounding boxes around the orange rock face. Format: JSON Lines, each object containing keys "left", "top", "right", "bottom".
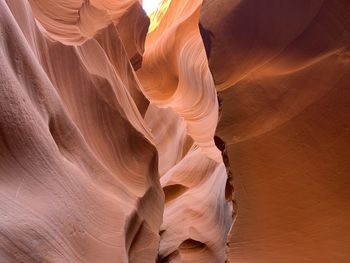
{"left": 1, "top": 0, "right": 350, "bottom": 262}
{"left": 200, "top": 0, "right": 350, "bottom": 262}
{"left": 138, "top": 0, "right": 233, "bottom": 261}
{"left": 0, "top": 0, "right": 162, "bottom": 261}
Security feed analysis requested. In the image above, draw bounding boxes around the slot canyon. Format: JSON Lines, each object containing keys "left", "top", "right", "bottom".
{"left": 0, "top": 0, "right": 350, "bottom": 262}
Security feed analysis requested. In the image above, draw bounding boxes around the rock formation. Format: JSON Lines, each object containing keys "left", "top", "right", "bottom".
{"left": 1, "top": 0, "right": 349, "bottom": 262}
{"left": 200, "top": 0, "right": 350, "bottom": 262}
{"left": 1, "top": 0, "right": 162, "bottom": 261}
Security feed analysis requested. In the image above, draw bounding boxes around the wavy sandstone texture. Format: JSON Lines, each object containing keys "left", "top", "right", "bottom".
{"left": 200, "top": 0, "right": 350, "bottom": 262}
{"left": 138, "top": 2, "right": 233, "bottom": 260}
{"left": 0, "top": 0, "right": 349, "bottom": 262}
{"left": 0, "top": 0, "right": 231, "bottom": 262}
{"left": 0, "top": 0, "right": 162, "bottom": 262}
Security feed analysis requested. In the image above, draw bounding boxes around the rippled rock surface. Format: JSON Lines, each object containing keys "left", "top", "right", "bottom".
{"left": 1, "top": 0, "right": 349, "bottom": 262}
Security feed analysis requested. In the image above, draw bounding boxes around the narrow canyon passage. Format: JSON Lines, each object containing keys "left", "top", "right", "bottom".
{"left": 1, "top": 0, "right": 350, "bottom": 262}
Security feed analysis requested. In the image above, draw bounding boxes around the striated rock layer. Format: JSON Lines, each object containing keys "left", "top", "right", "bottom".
{"left": 138, "top": 0, "right": 233, "bottom": 261}
{"left": 1, "top": 0, "right": 232, "bottom": 262}
{"left": 0, "top": 0, "right": 163, "bottom": 262}
{"left": 200, "top": 0, "right": 350, "bottom": 262}
{"left": 1, "top": 0, "right": 350, "bottom": 262}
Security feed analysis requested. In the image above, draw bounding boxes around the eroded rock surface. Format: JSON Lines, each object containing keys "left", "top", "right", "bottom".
{"left": 0, "top": 0, "right": 163, "bottom": 262}
{"left": 200, "top": 0, "right": 350, "bottom": 262}
{"left": 1, "top": 0, "right": 349, "bottom": 262}
{"left": 1, "top": 0, "right": 232, "bottom": 262}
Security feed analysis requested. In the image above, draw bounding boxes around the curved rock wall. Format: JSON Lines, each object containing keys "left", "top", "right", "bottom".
{"left": 0, "top": 0, "right": 163, "bottom": 261}
{"left": 0, "top": 0, "right": 232, "bottom": 262}
{"left": 138, "top": 0, "right": 233, "bottom": 261}
{"left": 200, "top": 0, "right": 350, "bottom": 262}
{"left": 1, "top": 0, "right": 349, "bottom": 262}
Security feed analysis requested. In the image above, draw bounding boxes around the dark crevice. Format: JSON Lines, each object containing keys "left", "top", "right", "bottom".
{"left": 214, "top": 133, "right": 237, "bottom": 262}
{"left": 163, "top": 184, "right": 188, "bottom": 203}
{"left": 158, "top": 250, "right": 179, "bottom": 263}
{"left": 198, "top": 22, "right": 214, "bottom": 58}
{"left": 179, "top": 238, "right": 207, "bottom": 252}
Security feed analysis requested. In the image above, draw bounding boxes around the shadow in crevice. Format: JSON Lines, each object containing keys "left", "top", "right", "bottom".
{"left": 163, "top": 184, "right": 188, "bottom": 203}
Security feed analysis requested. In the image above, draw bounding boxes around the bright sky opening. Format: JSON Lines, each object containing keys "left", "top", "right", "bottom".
{"left": 142, "top": 0, "right": 163, "bottom": 15}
